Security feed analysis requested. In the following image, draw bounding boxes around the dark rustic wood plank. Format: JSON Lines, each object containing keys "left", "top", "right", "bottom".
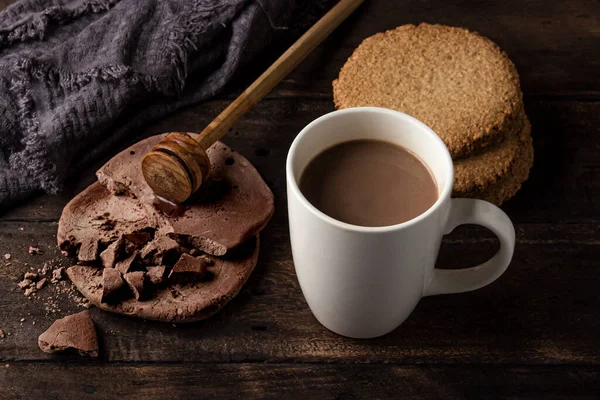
{"left": 1, "top": 363, "right": 598, "bottom": 400}
{"left": 244, "top": 0, "right": 600, "bottom": 98}
{"left": 1, "top": 221, "right": 598, "bottom": 364}
{"left": 1, "top": 98, "right": 598, "bottom": 223}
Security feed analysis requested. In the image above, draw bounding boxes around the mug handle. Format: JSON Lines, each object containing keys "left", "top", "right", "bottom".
{"left": 424, "top": 198, "right": 516, "bottom": 296}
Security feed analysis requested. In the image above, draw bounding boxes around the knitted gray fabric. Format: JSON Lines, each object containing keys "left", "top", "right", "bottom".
{"left": 0, "top": 0, "right": 298, "bottom": 207}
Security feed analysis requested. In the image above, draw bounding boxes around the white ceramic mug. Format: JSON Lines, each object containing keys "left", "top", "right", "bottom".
{"left": 286, "top": 107, "right": 515, "bottom": 339}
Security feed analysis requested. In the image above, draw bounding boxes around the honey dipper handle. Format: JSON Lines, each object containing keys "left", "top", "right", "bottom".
{"left": 197, "top": 0, "right": 365, "bottom": 149}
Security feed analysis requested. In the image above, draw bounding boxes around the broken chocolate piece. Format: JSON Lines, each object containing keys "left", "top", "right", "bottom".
{"left": 99, "top": 238, "right": 124, "bottom": 269}
{"left": 66, "top": 236, "right": 259, "bottom": 323}
{"left": 38, "top": 310, "right": 98, "bottom": 357}
{"left": 102, "top": 268, "right": 125, "bottom": 303}
{"left": 169, "top": 253, "right": 209, "bottom": 283}
{"left": 58, "top": 182, "right": 157, "bottom": 259}
{"left": 96, "top": 136, "right": 273, "bottom": 256}
{"left": 115, "top": 252, "right": 140, "bottom": 274}
{"left": 123, "top": 232, "right": 153, "bottom": 253}
{"left": 124, "top": 271, "right": 146, "bottom": 300}
{"left": 78, "top": 237, "right": 99, "bottom": 264}
{"left": 146, "top": 266, "right": 168, "bottom": 286}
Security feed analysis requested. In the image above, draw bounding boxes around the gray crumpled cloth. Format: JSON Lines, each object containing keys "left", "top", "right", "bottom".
{"left": 0, "top": 0, "right": 300, "bottom": 207}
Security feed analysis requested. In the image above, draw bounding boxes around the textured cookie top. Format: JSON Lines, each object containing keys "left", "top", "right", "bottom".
{"left": 333, "top": 23, "right": 523, "bottom": 157}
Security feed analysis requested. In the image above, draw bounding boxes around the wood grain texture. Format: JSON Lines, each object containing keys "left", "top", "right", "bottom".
{"left": 271, "top": 0, "right": 600, "bottom": 98}
{"left": 1, "top": 221, "right": 598, "bottom": 363}
{"left": 1, "top": 363, "right": 599, "bottom": 400}
{"left": 0, "top": 0, "right": 598, "bottom": 397}
{"left": 1, "top": 99, "right": 598, "bottom": 223}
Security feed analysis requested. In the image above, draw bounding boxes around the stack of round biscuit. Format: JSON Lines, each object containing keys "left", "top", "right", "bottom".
{"left": 332, "top": 23, "right": 533, "bottom": 205}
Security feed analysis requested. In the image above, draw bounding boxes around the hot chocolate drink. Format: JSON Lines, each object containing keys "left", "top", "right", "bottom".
{"left": 299, "top": 139, "right": 438, "bottom": 227}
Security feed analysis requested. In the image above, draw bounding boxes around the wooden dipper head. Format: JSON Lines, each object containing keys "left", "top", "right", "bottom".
{"left": 142, "top": 133, "right": 211, "bottom": 204}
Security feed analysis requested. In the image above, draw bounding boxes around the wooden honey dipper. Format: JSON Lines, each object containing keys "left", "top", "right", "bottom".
{"left": 142, "top": 0, "right": 364, "bottom": 204}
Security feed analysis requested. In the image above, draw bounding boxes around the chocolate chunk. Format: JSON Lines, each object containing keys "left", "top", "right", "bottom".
{"left": 96, "top": 137, "right": 273, "bottom": 256}
{"left": 115, "top": 252, "right": 140, "bottom": 274}
{"left": 124, "top": 272, "right": 146, "bottom": 300}
{"left": 78, "top": 238, "right": 99, "bottom": 264}
{"left": 66, "top": 236, "right": 259, "bottom": 323}
{"left": 123, "top": 232, "right": 153, "bottom": 253}
{"left": 57, "top": 182, "right": 155, "bottom": 259}
{"left": 146, "top": 266, "right": 168, "bottom": 286}
{"left": 102, "top": 268, "right": 125, "bottom": 303}
{"left": 168, "top": 254, "right": 209, "bottom": 283}
{"left": 99, "top": 238, "right": 124, "bottom": 269}
{"left": 38, "top": 311, "right": 98, "bottom": 357}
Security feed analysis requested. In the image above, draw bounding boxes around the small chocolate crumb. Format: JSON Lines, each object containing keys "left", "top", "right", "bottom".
{"left": 20, "top": 318, "right": 25, "bottom": 322}
{"left": 36, "top": 278, "right": 47, "bottom": 290}
{"left": 24, "top": 287, "right": 35, "bottom": 297}
{"left": 3, "top": 254, "right": 10, "bottom": 260}
{"left": 18, "top": 279, "right": 33, "bottom": 289}
{"left": 24, "top": 272, "right": 38, "bottom": 280}
{"left": 28, "top": 246, "right": 40, "bottom": 255}
{"left": 52, "top": 267, "right": 65, "bottom": 282}
{"left": 0, "top": 330, "right": 4, "bottom": 338}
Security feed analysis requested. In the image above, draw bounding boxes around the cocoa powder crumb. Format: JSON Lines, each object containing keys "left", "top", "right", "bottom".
{"left": 36, "top": 278, "right": 47, "bottom": 290}
{"left": 24, "top": 287, "right": 36, "bottom": 297}
{"left": 18, "top": 279, "right": 33, "bottom": 289}
{"left": 0, "top": 329, "right": 4, "bottom": 338}
{"left": 24, "top": 272, "right": 38, "bottom": 280}
{"left": 28, "top": 246, "right": 40, "bottom": 255}
{"left": 3, "top": 254, "right": 10, "bottom": 260}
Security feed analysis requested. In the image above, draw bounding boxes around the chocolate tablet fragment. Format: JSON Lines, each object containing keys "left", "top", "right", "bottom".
{"left": 38, "top": 310, "right": 98, "bottom": 357}
{"left": 169, "top": 253, "right": 210, "bottom": 283}
{"left": 99, "top": 238, "right": 124, "bottom": 268}
{"left": 67, "top": 236, "right": 259, "bottom": 323}
{"left": 146, "top": 266, "right": 168, "bottom": 286}
{"left": 78, "top": 238, "right": 99, "bottom": 264}
{"left": 58, "top": 182, "right": 156, "bottom": 257}
{"left": 102, "top": 268, "right": 125, "bottom": 303}
{"left": 115, "top": 252, "right": 140, "bottom": 274}
{"left": 124, "top": 271, "right": 146, "bottom": 300}
{"left": 96, "top": 136, "right": 274, "bottom": 256}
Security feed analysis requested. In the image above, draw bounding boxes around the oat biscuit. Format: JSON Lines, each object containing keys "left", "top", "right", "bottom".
{"left": 333, "top": 23, "right": 523, "bottom": 157}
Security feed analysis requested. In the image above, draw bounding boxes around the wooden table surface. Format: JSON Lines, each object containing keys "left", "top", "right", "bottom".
{"left": 1, "top": 1, "right": 599, "bottom": 398}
